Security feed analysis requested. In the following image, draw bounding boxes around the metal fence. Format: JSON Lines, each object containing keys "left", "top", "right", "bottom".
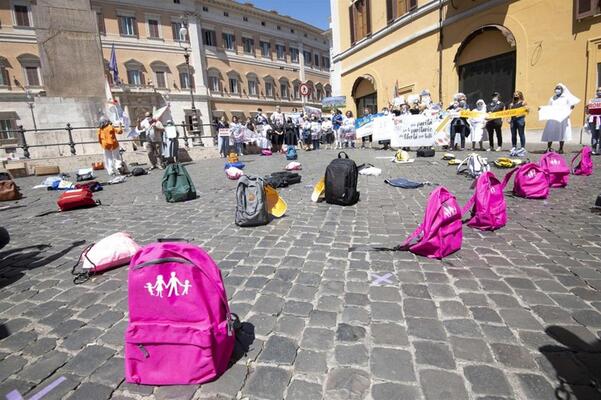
{"left": 2, "top": 122, "right": 217, "bottom": 159}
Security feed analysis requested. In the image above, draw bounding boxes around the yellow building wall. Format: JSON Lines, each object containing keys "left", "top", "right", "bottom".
{"left": 335, "top": 0, "right": 601, "bottom": 130}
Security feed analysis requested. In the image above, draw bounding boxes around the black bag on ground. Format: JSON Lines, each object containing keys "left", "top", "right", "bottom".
{"left": 131, "top": 167, "right": 147, "bottom": 176}
{"left": 596, "top": 194, "right": 601, "bottom": 208}
{"left": 417, "top": 147, "right": 435, "bottom": 157}
{"left": 235, "top": 175, "right": 269, "bottom": 227}
{"left": 265, "top": 172, "right": 301, "bottom": 188}
{"left": 325, "top": 152, "right": 359, "bottom": 206}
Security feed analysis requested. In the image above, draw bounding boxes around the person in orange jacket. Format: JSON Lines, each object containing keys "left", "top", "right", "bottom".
{"left": 97, "top": 116, "right": 123, "bottom": 176}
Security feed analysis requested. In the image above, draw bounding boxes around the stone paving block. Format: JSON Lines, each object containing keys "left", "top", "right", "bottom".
{"left": 243, "top": 366, "right": 291, "bottom": 400}
{"left": 300, "top": 327, "right": 334, "bottom": 351}
{"left": 275, "top": 315, "right": 305, "bottom": 337}
{"left": 403, "top": 298, "right": 438, "bottom": 318}
{"left": 258, "top": 335, "right": 298, "bottom": 365}
{"left": 372, "top": 383, "right": 421, "bottom": 400}
{"left": 371, "top": 302, "right": 403, "bottom": 321}
{"left": 19, "top": 351, "right": 69, "bottom": 383}
{"left": 66, "top": 382, "right": 114, "bottom": 400}
{"left": 61, "top": 345, "right": 115, "bottom": 376}
{"left": 491, "top": 343, "right": 537, "bottom": 369}
{"left": 371, "top": 322, "right": 409, "bottom": 346}
{"left": 407, "top": 317, "right": 447, "bottom": 341}
{"left": 325, "top": 368, "right": 370, "bottom": 400}
{"left": 464, "top": 365, "right": 513, "bottom": 396}
{"left": 336, "top": 323, "right": 366, "bottom": 342}
{"left": 444, "top": 318, "right": 482, "bottom": 338}
{"left": 26, "top": 372, "right": 81, "bottom": 400}
{"left": 371, "top": 347, "right": 415, "bottom": 382}
{"left": 294, "top": 349, "right": 327, "bottom": 374}
{"left": 285, "top": 379, "right": 323, "bottom": 400}
{"left": 420, "top": 369, "right": 469, "bottom": 400}
{"left": 516, "top": 373, "right": 556, "bottom": 400}
{"left": 414, "top": 341, "right": 456, "bottom": 369}
{"left": 0, "top": 356, "right": 27, "bottom": 382}
{"left": 450, "top": 336, "right": 493, "bottom": 362}
{"left": 335, "top": 344, "right": 368, "bottom": 365}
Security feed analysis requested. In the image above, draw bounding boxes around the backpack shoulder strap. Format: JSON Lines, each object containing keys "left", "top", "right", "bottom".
{"left": 461, "top": 194, "right": 476, "bottom": 217}
{"left": 397, "top": 225, "right": 424, "bottom": 250}
{"left": 571, "top": 148, "right": 583, "bottom": 169}
{"left": 501, "top": 167, "right": 520, "bottom": 189}
{"left": 338, "top": 151, "right": 349, "bottom": 159}
{"left": 456, "top": 156, "right": 470, "bottom": 174}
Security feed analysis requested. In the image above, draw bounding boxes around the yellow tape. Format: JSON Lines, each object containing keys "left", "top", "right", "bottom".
{"left": 435, "top": 115, "right": 452, "bottom": 132}
{"left": 487, "top": 107, "right": 529, "bottom": 119}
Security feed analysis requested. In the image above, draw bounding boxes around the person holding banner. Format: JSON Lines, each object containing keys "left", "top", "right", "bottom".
{"left": 310, "top": 115, "right": 322, "bottom": 150}
{"left": 486, "top": 92, "right": 505, "bottom": 152}
{"left": 361, "top": 107, "right": 373, "bottom": 149}
{"left": 284, "top": 117, "right": 298, "bottom": 148}
{"left": 301, "top": 116, "right": 312, "bottom": 150}
{"left": 541, "top": 83, "right": 580, "bottom": 154}
{"left": 270, "top": 105, "right": 285, "bottom": 126}
{"left": 217, "top": 116, "right": 230, "bottom": 158}
{"left": 585, "top": 87, "right": 601, "bottom": 154}
{"left": 469, "top": 100, "right": 487, "bottom": 151}
{"left": 448, "top": 94, "right": 469, "bottom": 151}
{"left": 332, "top": 109, "right": 344, "bottom": 149}
{"left": 509, "top": 91, "right": 528, "bottom": 151}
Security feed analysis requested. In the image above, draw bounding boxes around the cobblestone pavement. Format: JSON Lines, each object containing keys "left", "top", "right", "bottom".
{"left": 1, "top": 146, "right": 601, "bottom": 400}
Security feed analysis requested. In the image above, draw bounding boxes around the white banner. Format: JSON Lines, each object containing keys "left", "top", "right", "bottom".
{"left": 539, "top": 105, "right": 572, "bottom": 122}
{"left": 390, "top": 115, "right": 436, "bottom": 148}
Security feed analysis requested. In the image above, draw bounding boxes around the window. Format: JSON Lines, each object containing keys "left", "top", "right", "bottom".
{"left": 387, "top": 0, "right": 417, "bottom": 22}
{"left": 14, "top": 5, "right": 30, "bottom": 27}
{"left": 248, "top": 79, "right": 257, "bottom": 96}
{"left": 119, "top": 15, "right": 137, "bottom": 36}
{"left": 291, "top": 28, "right": 295, "bottom": 33}
{"left": 243, "top": 37, "right": 254, "bottom": 54}
{"left": 224, "top": 11, "right": 229, "bottom": 17}
{"left": 260, "top": 41, "right": 271, "bottom": 58}
{"left": 276, "top": 44, "right": 286, "bottom": 60}
{"left": 0, "top": 64, "right": 10, "bottom": 87}
{"left": 280, "top": 82, "right": 288, "bottom": 99}
{"left": 577, "top": 0, "right": 601, "bottom": 19}
{"left": 0, "top": 120, "right": 15, "bottom": 140}
{"left": 261, "top": 21, "right": 266, "bottom": 26}
{"left": 229, "top": 77, "right": 238, "bottom": 94}
{"left": 172, "top": 22, "right": 189, "bottom": 42}
{"left": 303, "top": 50, "right": 312, "bottom": 65}
{"left": 148, "top": 19, "right": 160, "bottom": 38}
{"left": 223, "top": 33, "right": 236, "bottom": 51}
{"left": 243, "top": 16, "right": 248, "bottom": 22}
{"left": 96, "top": 12, "right": 106, "bottom": 35}
{"left": 290, "top": 48, "right": 299, "bottom": 63}
{"left": 325, "top": 86, "right": 332, "bottom": 97}
{"left": 314, "top": 54, "right": 319, "bottom": 67}
{"left": 155, "top": 71, "right": 167, "bottom": 88}
{"left": 277, "top": 25, "right": 281, "bottom": 30}
{"left": 174, "top": 0, "right": 180, "bottom": 3}
{"left": 127, "top": 70, "right": 142, "bottom": 86}
{"left": 179, "top": 71, "right": 193, "bottom": 89}
{"left": 202, "top": 6, "right": 209, "bottom": 11}
{"left": 208, "top": 76, "right": 220, "bottom": 92}
{"left": 25, "top": 66, "right": 40, "bottom": 87}
{"left": 349, "top": 0, "right": 371, "bottom": 44}
{"left": 202, "top": 29, "right": 217, "bottom": 46}
{"left": 293, "top": 83, "right": 300, "bottom": 99}
{"left": 265, "top": 81, "right": 274, "bottom": 97}
{"left": 316, "top": 87, "right": 323, "bottom": 101}
{"left": 322, "top": 57, "right": 330, "bottom": 69}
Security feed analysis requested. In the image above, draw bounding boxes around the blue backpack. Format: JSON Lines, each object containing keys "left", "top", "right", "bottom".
{"left": 286, "top": 146, "right": 298, "bottom": 160}
{"left": 224, "top": 161, "right": 245, "bottom": 170}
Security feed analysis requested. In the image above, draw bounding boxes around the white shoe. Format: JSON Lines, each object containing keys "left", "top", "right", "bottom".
{"left": 496, "top": 147, "right": 502, "bottom": 152}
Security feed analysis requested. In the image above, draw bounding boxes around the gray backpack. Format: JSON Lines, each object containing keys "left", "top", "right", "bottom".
{"left": 235, "top": 176, "right": 269, "bottom": 227}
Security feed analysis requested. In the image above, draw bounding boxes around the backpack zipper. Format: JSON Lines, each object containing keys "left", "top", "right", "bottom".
{"left": 132, "top": 257, "right": 193, "bottom": 270}
{"left": 137, "top": 344, "right": 149, "bottom": 358}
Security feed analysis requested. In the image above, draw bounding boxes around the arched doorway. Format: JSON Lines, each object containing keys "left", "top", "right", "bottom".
{"left": 456, "top": 26, "right": 516, "bottom": 107}
{"left": 352, "top": 75, "right": 377, "bottom": 116}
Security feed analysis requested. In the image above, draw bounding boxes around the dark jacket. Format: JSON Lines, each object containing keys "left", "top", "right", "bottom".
{"left": 487, "top": 100, "right": 505, "bottom": 126}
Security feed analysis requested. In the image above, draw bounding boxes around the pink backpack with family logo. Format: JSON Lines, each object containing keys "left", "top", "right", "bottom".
{"left": 462, "top": 171, "right": 507, "bottom": 231}
{"left": 125, "top": 242, "right": 235, "bottom": 385}
{"left": 398, "top": 187, "right": 462, "bottom": 259}
{"left": 539, "top": 152, "right": 570, "bottom": 188}
{"left": 502, "top": 163, "right": 550, "bottom": 199}
{"left": 572, "top": 146, "right": 594, "bottom": 176}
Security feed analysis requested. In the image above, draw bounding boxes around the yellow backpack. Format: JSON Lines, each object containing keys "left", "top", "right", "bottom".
{"left": 494, "top": 157, "right": 515, "bottom": 168}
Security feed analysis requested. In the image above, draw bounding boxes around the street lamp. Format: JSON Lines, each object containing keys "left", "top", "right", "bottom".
{"left": 179, "top": 19, "right": 203, "bottom": 147}
{"left": 25, "top": 90, "right": 37, "bottom": 131}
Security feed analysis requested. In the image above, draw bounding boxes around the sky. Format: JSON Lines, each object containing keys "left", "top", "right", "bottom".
{"left": 239, "top": 0, "right": 331, "bottom": 30}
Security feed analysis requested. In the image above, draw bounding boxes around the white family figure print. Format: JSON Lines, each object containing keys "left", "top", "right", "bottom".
{"left": 145, "top": 272, "right": 192, "bottom": 298}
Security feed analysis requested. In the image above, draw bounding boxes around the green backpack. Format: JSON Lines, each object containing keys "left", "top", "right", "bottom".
{"left": 162, "top": 163, "right": 197, "bottom": 202}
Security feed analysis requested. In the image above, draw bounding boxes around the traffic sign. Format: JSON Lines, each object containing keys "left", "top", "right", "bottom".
{"left": 300, "top": 83, "right": 311, "bottom": 97}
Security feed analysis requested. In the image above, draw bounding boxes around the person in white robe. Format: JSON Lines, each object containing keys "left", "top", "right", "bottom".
{"left": 468, "top": 99, "right": 487, "bottom": 151}
{"left": 541, "top": 83, "right": 580, "bottom": 154}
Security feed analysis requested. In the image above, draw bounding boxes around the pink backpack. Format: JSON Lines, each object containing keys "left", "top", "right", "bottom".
{"left": 572, "top": 146, "right": 594, "bottom": 176}
{"left": 502, "top": 163, "right": 550, "bottom": 199}
{"left": 125, "top": 242, "right": 235, "bottom": 385}
{"left": 462, "top": 171, "right": 507, "bottom": 231}
{"left": 539, "top": 152, "right": 570, "bottom": 188}
{"left": 261, "top": 149, "right": 272, "bottom": 156}
{"left": 399, "top": 187, "right": 462, "bottom": 259}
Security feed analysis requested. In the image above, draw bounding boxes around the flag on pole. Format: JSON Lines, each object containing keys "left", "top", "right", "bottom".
{"left": 109, "top": 43, "right": 119, "bottom": 84}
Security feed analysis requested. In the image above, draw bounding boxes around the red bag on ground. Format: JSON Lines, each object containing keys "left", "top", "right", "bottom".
{"left": 57, "top": 188, "right": 99, "bottom": 211}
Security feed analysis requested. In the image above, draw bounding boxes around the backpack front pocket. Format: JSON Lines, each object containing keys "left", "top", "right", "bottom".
{"left": 125, "top": 322, "right": 217, "bottom": 385}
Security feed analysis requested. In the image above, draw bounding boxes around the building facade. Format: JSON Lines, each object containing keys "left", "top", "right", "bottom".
{"left": 331, "top": 0, "right": 601, "bottom": 132}
{"left": 0, "top": 0, "right": 331, "bottom": 156}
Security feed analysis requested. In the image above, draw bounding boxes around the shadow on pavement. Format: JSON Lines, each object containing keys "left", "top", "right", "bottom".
{"left": 0, "top": 324, "right": 9, "bottom": 340}
{"left": 0, "top": 240, "right": 86, "bottom": 290}
{"left": 229, "top": 322, "right": 255, "bottom": 367}
{"left": 540, "top": 325, "right": 601, "bottom": 399}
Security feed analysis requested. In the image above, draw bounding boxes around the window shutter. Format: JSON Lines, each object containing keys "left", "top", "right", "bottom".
{"left": 133, "top": 17, "right": 139, "bottom": 37}
{"left": 387, "top": 0, "right": 393, "bottom": 21}
{"left": 366, "top": 0, "right": 372, "bottom": 36}
{"left": 409, "top": 0, "right": 418, "bottom": 10}
{"left": 97, "top": 13, "right": 106, "bottom": 35}
{"left": 349, "top": 5, "right": 355, "bottom": 44}
{"left": 577, "top": 0, "right": 599, "bottom": 19}
{"left": 118, "top": 17, "right": 124, "bottom": 35}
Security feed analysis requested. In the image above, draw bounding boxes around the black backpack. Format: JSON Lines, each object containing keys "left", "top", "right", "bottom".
{"left": 325, "top": 152, "right": 359, "bottom": 206}
{"left": 417, "top": 147, "right": 435, "bottom": 157}
{"left": 265, "top": 171, "right": 302, "bottom": 188}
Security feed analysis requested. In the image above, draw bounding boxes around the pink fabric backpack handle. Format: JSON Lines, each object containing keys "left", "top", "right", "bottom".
{"left": 461, "top": 195, "right": 476, "bottom": 217}
{"left": 398, "top": 225, "right": 424, "bottom": 250}
{"left": 501, "top": 167, "right": 520, "bottom": 190}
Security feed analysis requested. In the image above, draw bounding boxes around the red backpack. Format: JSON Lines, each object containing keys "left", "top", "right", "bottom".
{"left": 57, "top": 188, "right": 99, "bottom": 211}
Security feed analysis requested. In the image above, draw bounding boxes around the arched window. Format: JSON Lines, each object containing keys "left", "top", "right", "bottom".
{"left": 263, "top": 75, "right": 275, "bottom": 98}
{"left": 207, "top": 68, "right": 222, "bottom": 93}
{"left": 279, "top": 77, "right": 289, "bottom": 99}
{"left": 315, "top": 83, "right": 324, "bottom": 101}
{"left": 177, "top": 63, "right": 195, "bottom": 90}
{"left": 306, "top": 80, "right": 315, "bottom": 101}
{"left": 124, "top": 59, "right": 145, "bottom": 86}
{"left": 325, "top": 84, "right": 332, "bottom": 98}
{"left": 226, "top": 70, "right": 241, "bottom": 95}
{"left": 246, "top": 72, "right": 258, "bottom": 97}
{"left": 0, "top": 57, "right": 12, "bottom": 88}
{"left": 292, "top": 79, "right": 301, "bottom": 100}
{"left": 17, "top": 54, "right": 41, "bottom": 87}
{"left": 150, "top": 61, "right": 170, "bottom": 89}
